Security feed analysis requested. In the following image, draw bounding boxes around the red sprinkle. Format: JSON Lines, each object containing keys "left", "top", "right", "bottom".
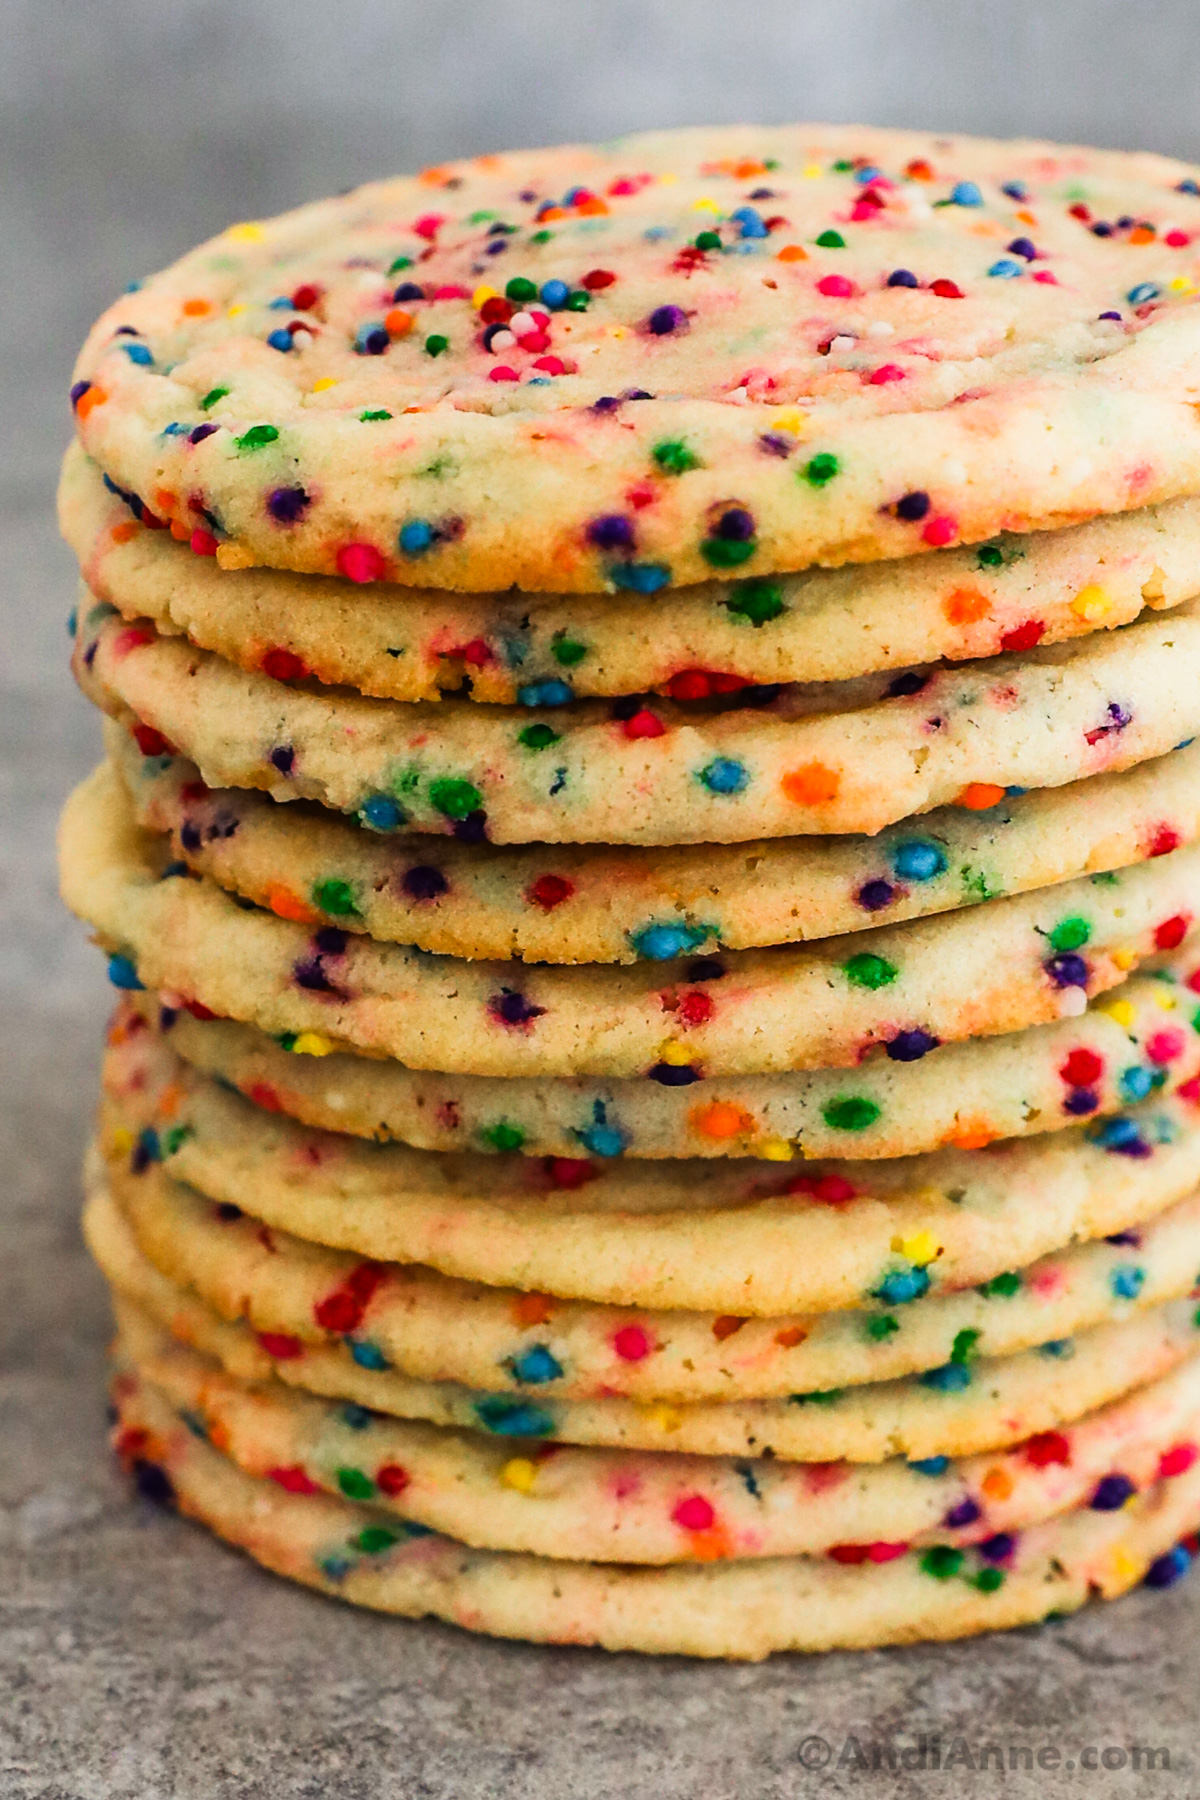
{"left": 1159, "top": 1443, "right": 1199, "bottom": 1477}
{"left": 612, "top": 1324, "right": 654, "bottom": 1362}
{"left": 672, "top": 1494, "right": 716, "bottom": 1532}
{"left": 1156, "top": 915, "right": 1190, "bottom": 950}
{"left": 376, "top": 1463, "right": 412, "bottom": 1496}
{"left": 930, "top": 278, "right": 964, "bottom": 298}
{"left": 261, "top": 647, "right": 308, "bottom": 682}
{"left": 336, "top": 543, "right": 387, "bottom": 584}
{"left": 314, "top": 1263, "right": 385, "bottom": 1334}
{"left": 527, "top": 873, "right": 575, "bottom": 911}
{"left": 787, "top": 1172, "right": 857, "bottom": 1204}
{"left": 582, "top": 269, "right": 617, "bottom": 290}
{"left": 1025, "top": 1430, "right": 1071, "bottom": 1467}
{"left": 269, "top": 1464, "right": 319, "bottom": 1493}
{"left": 190, "top": 528, "right": 219, "bottom": 557}
{"left": 1000, "top": 619, "right": 1046, "bottom": 653}
{"left": 1060, "top": 1047, "right": 1103, "bottom": 1087}
{"left": 679, "top": 992, "right": 716, "bottom": 1027}
{"left": 257, "top": 1332, "right": 304, "bottom": 1360}
{"left": 622, "top": 708, "right": 666, "bottom": 740}
{"left": 132, "top": 722, "right": 172, "bottom": 757}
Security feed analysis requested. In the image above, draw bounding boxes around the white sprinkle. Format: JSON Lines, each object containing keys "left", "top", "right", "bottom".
{"left": 1056, "top": 987, "right": 1089, "bottom": 1018}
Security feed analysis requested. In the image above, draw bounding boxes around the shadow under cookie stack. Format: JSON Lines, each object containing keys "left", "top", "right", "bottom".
{"left": 58, "top": 125, "right": 1200, "bottom": 1658}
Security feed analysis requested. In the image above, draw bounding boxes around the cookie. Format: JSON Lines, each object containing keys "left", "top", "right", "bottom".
{"left": 110, "top": 1368, "right": 1200, "bottom": 1657}
{"left": 63, "top": 761, "right": 1200, "bottom": 1079}
{"left": 69, "top": 125, "right": 1200, "bottom": 596}
{"left": 102, "top": 1008, "right": 1200, "bottom": 1321}
{"left": 62, "top": 441, "right": 1200, "bottom": 703}
{"left": 115, "top": 1301, "right": 1200, "bottom": 1566}
{"left": 101, "top": 1130, "right": 1200, "bottom": 1412}
{"left": 73, "top": 597, "right": 1200, "bottom": 843}
{"left": 88, "top": 1169, "right": 1200, "bottom": 1464}
{"left": 109, "top": 723, "right": 1200, "bottom": 965}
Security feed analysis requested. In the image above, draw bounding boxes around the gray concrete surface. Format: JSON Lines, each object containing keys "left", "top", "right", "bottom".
{"left": 6, "top": 4, "right": 1200, "bottom": 1794}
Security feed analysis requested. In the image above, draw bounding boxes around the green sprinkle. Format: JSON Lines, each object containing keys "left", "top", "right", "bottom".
{"left": 803, "top": 451, "right": 839, "bottom": 487}
{"left": 565, "top": 290, "right": 591, "bottom": 311}
{"left": 200, "top": 385, "right": 230, "bottom": 411}
{"left": 843, "top": 952, "right": 897, "bottom": 990}
{"left": 701, "top": 537, "right": 756, "bottom": 568}
{"left": 387, "top": 255, "right": 414, "bottom": 274}
{"left": 424, "top": 334, "right": 449, "bottom": 357}
{"left": 832, "top": 159, "right": 856, "bottom": 172}
{"left": 359, "top": 408, "right": 393, "bottom": 422}
{"left": 429, "top": 777, "right": 482, "bottom": 819}
{"left": 519, "top": 723, "right": 560, "bottom": 751}
{"left": 1049, "top": 916, "right": 1091, "bottom": 953}
{"left": 724, "top": 578, "right": 785, "bottom": 627}
{"left": 234, "top": 424, "right": 279, "bottom": 452}
{"left": 551, "top": 635, "right": 588, "bottom": 667}
{"left": 976, "top": 542, "right": 1005, "bottom": 568}
{"left": 505, "top": 276, "right": 538, "bottom": 303}
{"left": 950, "top": 1327, "right": 981, "bottom": 1365}
{"left": 694, "top": 230, "right": 722, "bottom": 251}
{"left": 483, "top": 1120, "right": 525, "bottom": 1153}
{"left": 978, "top": 1270, "right": 1021, "bottom": 1298}
{"left": 337, "top": 1468, "right": 376, "bottom": 1501}
{"left": 468, "top": 210, "right": 497, "bottom": 224}
{"left": 973, "top": 1566, "right": 1006, "bottom": 1593}
{"left": 312, "top": 878, "right": 360, "bottom": 918}
{"left": 355, "top": 1524, "right": 402, "bottom": 1554}
{"left": 815, "top": 228, "right": 846, "bottom": 248}
{"left": 277, "top": 1032, "right": 298, "bottom": 1051}
{"left": 822, "top": 1095, "right": 881, "bottom": 1132}
{"left": 653, "top": 439, "right": 702, "bottom": 476}
{"left": 866, "top": 1314, "right": 900, "bottom": 1342}
{"left": 961, "top": 867, "right": 1001, "bottom": 903}
{"left": 162, "top": 1125, "right": 194, "bottom": 1156}
{"left": 790, "top": 1388, "right": 843, "bottom": 1407}
{"left": 530, "top": 229, "right": 554, "bottom": 244}
{"left": 920, "top": 1545, "right": 964, "bottom": 1581}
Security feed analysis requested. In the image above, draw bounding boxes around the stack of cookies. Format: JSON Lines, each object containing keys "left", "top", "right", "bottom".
{"left": 58, "top": 125, "right": 1200, "bottom": 1657}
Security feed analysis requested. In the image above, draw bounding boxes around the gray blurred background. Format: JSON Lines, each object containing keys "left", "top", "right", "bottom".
{"left": 6, "top": 6, "right": 1200, "bottom": 1797}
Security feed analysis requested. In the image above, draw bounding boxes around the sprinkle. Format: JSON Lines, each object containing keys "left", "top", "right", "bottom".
{"left": 1090, "top": 1473, "right": 1136, "bottom": 1511}
{"left": 360, "top": 794, "right": 404, "bottom": 831}
{"left": 803, "top": 452, "right": 839, "bottom": 486}
{"left": 892, "top": 839, "right": 946, "bottom": 881}
{"left": 822, "top": 1095, "right": 881, "bottom": 1132}
{"left": 698, "top": 757, "right": 750, "bottom": 795}
{"left": 501, "top": 1457, "right": 539, "bottom": 1492}
{"left": 988, "top": 258, "right": 1023, "bottom": 278}
{"left": 781, "top": 762, "right": 839, "bottom": 806}
{"left": 950, "top": 181, "right": 983, "bottom": 206}
{"left": 815, "top": 229, "right": 845, "bottom": 249}
{"left": 398, "top": 520, "right": 435, "bottom": 557}
{"left": 509, "top": 1344, "right": 564, "bottom": 1384}
{"left": 424, "top": 334, "right": 450, "bottom": 357}
{"left": 648, "top": 304, "right": 688, "bottom": 335}
{"left": 290, "top": 1032, "right": 334, "bottom": 1056}
{"left": 1127, "top": 282, "right": 1159, "bottom": 305}
{"left": 107, "top": 953, "right": 143, "bottom": 991}
{"left": 234, "top": 424, "right": 279, "bottom": 452}
{"left": 842, "top": 952, "right": 897, "bottom": 990}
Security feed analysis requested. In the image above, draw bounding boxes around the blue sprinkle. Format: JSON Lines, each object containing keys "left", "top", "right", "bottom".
{"left": 1001, "top": 181, "right": 1029, "bottom": 201}
{"left": 1127, "top": 282, "right": 1160, "bottom": 305}
{"left": 1039, "top": 1339, "right": 1074, "bottom": 1357}
{"left": 1119, "top": 1066, "right": 1154, "bottom": 1102}
{"left": 950, "top": 181, "right": 984, "bottom": 206}
{"left": 340, "top": 1402, "right": 372, "bottom": 1430}
{"left": 577, "top": 1123, "right": 628, "bottom": 1158}
{"left": 509, "top": 1344, "right": 564, "bottom": 1384}
{"left": 349, "top": 1340, "right": 392, "bottom": 1371}
{"left": 398, "top": 520, "right": 435, "bottom": 556}
{"left": 122, "top": 342, "right": 154, "bottom": 366}
{"left": 892, "top": 839, "right": 946, "bottom": 882}
{"left": 609, "top": 562, "right": 670, "bottom": 594}
{"left": 631, "top": 922, "right": 709, "bottom": 961}
{"left": 854, "top": 166, "right": 883, "bottom": 184}
{"left": 1145, "top": 1543, "right": 1193, "bottom": 1587}
{"left": 319, "top": 1555, "right": 353, "bottom": 1581}
{"left": 1092, "top": 1114, "right": 1142, "bottom": 1150}
{"left": 1111, "top": 1265, "right": 1145, "bottom": 1301}
{"left": 921, "top": 1361, "right": 972, "bottom": 1392}
{"left": 539, "top": 279, "right": 571, "bottom": 309}
{"left": 107, "top": 953, "right": 144, "bottom": 991}
{"left": 699, "top": 758, "right": 750, "bottom": 796}
{"left": 360, "top": 794, "right": 405, "bottom": 831}
{"left": 873, "top": 1266, "right": 930, "bottom": 1306}
{"left": 67, "top": 608, "right": 78, "bottom": 637}
{"left": 908, "top": 1456, "right": 950, "bottom": 1476}
{"left": 355, "top": 323, "right": 390, "bottom": 355}
{"left": 731, "top": 205, "right": 768, "bottom": 239}
{"left": 474, "top": 1397, "right": 555, "bottom": 1437}
{"left": 517, "top": 679, "right": 573, "bottom": 707}
{"left": 987, "top": 258, "right": 1023, "bottom": 278}
{"left": 266, "top": 327, "right": 294, "bottom": 352}
{"left": 886, "top": 268, "right": 919, "bottom": 287}
{"left": 268, "top": 296, "right": 294, "bottom": 309}
{"left": 1177, "top": 179, "right": 1200, "bottom": 197}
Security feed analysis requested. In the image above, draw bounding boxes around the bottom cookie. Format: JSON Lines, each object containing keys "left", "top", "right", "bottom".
{"left": 113, "top": 1369, "right": 1199, "bottom": 1660}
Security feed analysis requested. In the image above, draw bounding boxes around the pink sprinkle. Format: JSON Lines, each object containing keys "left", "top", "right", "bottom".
{"left": 1159, "top": 1443, "right": 1198, "bottom": 1477}
{"left": 816, "top": 274, "right": 857, "bottom": 299}
{"left": 190, "top": 528, "right": 219, "bottom": 556}
{"left": 488, "top": 366, "right": 520, "bottom": 383}
{"left": 867, "top": 1540, "right": 909, "bottom": 1563}
{"left": 1032, "top": 270, "right": 1059, "bottom": 285}
{"left": 336, "top": 542, "right": 387, "bottom": 583}
{"left": 112, "top": 624, "right": 155, "bottom": 657}
{"left": 432, "top": 283, "right": 469, "bottom": 300}
{"left": 518, "top": 331, "right": 551, "bottom": 353}
{"left": 412, "top": 214, "right": 444, "bottom": 240}
{"left": 1147, "top": 1029, "right": 1187, "bottom": 1064}
{"left": 1166, "top": 230, "right": 1191, "bottom": 248}
{"left": 922, "top": 514, "right": 958, "bottom": 547}
{"left": 868, "top": 362, "right": 906, "bottom": 385}
{"left": 532, "top": 356, "right": 568, "bottom": 375}
{"left": 1030, "top": 1265, "right": 1064, "bottom": 1296}
{"left": 612, "top": 1323, "right": 653, "bottom": 1362}
{"left": 672, "top": 1494, "right": 716, "bottom": 1532}
{"left": 1178, "top": 1075, "right": 1200, "bottom": 1104}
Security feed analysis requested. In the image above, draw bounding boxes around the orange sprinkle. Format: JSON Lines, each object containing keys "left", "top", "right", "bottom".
{"left": 153, "top": 488, "right": 176, "bottom": 514}
{"left": 181, "top": 298, "right": 213, "bottom": 317}
{"left": 539, "top": 206, "right": 567, "bottom": 221}
{"left": 982, "top": 1467, "right": 1015, "bottom": 1500}
{"left": 1130, "top": 225, "right": 1155, "bottom": 244}
{"left": 691, "top": 1100, "right": 754, "bottom": 1140}
{"left": 776, "top": 244, "right": 808, "bottom": 263}
{"left": 956, "top": 782, "right": 1007, "bottom": 811}
{"left": 942, "top": 586, "right": 991, "bottom": 625}
{"left": 511, "top": 1292, "right": 554, "bottom": 1328}
{"left": 76, "top": 385, "right": 107, "bottom": 421}
{"left": 418, "top": 165, "right": 451, "bottom": 186}
{"left": 774, "top": 1324, "right": 808, "bottom": 1349}
{"left": 576, "top": 197, "right": 609, "bottom": 216}
{"left": 385, "top": 307, "right": 414, "bottom": 337}
{"left": 206, "top": 1418, "right": 231, "bottom": 1455}
{"left": 781, "top": 762, "right": 840, "bottom": 806}
{"left": 169, "top": 519, "right": 191, "bottom": 542}
{"left": 946, "top": 1121, "right": 996, "bottom": 1150}
{"left": 111, "top": 520, "right": 139, "bottom": 545}
{"left": 712, "top": 1315, "right": 747, "bottom": 1342}
{"left": 1016, "top": 209, "right": 1037, "bottom": 226}
{"left": 264, "top": 883, "right": 319, "bottom": 925}
{"left": 688, "top": 1525, "right": 734, "bottom": 1562}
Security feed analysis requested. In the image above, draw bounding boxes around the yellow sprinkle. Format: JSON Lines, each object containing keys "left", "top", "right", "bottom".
{"left": 215, "top": 542, "right": 255, "bottom": 571}
{"left": 1070, "top": 583, "right": 1112, "bottom": 622}
{"left": 227, "top": 222, "right": 265, "bottom": 242}
{"left": 1102, "top": 998, "right": 1136, "bottom": 1029}
{"left": 1108, "top": 1544, "right": 1139, "bottom": 1585}
{"left": 772, "top": 409, "right": 807, "bottom": 434}
{"left": 109, "top": 1127, "right": 134, "bottom": 1156}
{"left": 641, "top": 1401, "right": 684, "bottom": 1433}
{"left": 291, "top": 1031, "right": 335, "bottom": 1057}
{"left": 692, "top": 197, "right": 721, "bottom": 213}
{"left": 227, "top": 304, "right": 247, "bottom": 317}
{"left": 803, "top": 163, "right": 823, "bottom": 179}
{"left": 757, "top": 1138, "right": 795, "bottom": 1162}
{"left": 657, "top": 1039, "right": 695, "bottom": 1066}
{"left": 891, "top": 1229, "right": 942, "bottom": 1267}
{"left": 1170, "top": 275, "right": 1196, "bottom": 294}
{"left": 659, "top": 172, "right": 679, "bottom": 185}
{"left": 608, "top": 326, "right": 628, "bottom": 339}
{"left": 1154, "top": 989, "right": 1178, "bottom": 1011}
{"left": 472, "top": 284, "right": 499, "bottom": 310}
{"left": 500, "top": 1457, "right": 538, "bottom": 1493}
{"left": 311, "top": 377, "right": 337, "bottom": 393}
{"left": 1111, "top": 947, "right": 1138, "bottom": 972}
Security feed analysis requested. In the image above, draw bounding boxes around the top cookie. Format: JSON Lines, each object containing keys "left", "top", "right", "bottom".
{"left": 70, "top": 125, "right": 1200, "bottom": 593}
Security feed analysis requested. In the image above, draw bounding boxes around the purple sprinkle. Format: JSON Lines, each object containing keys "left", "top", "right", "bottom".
{"left": 133, "top": 1461, "right": 176, "bottom": 1508}
{"left": 1105, "top": 1229, "right": 1142, "bottom": 1246}
{"left": 648, "top": 304, "right": 688, "bottom": 336}
{"left": 886, "top": 1028, "right": 940, "bottom": 1063}
{"left": 293, "top": 955, "right": 336, "bottom": 992}
{"left": 1099, "top": 309, "right": 1123, "bottom": 320}
{"left": 894, "top": 491, "right": 930, "bottom": 521}
{"left": 401, "top": 865, "right": 449, "bottom": 901}
{"left": 1046, "top": 952, "right": 1089, "bottom": 989}
{"left": 70, "top": 379, "right": 92, "bottom": 409}
{"left": 591, "top": 395, "right": 622, "bottom": 414}
{"left": 180, "top": 821, "right": 202, "bottom": 852}
{"left": 1007, "top": 236, "right": 1037, "bottom": 260}
{"left": 1090, "top": 1473, "right": 1136, "bottom": 1512}
{"left": 1145, "top": 1545, "right": 1193, "bottom": 1588}
{"left": 647, "top": 1061, "right": 702, "bottom": 1086}
{"left": 267, "top": 485, "right": 310, "bottom": 524}
{"left": 886, "top": 671, "right": 929, "bottom": 699}
{"left": 856, "top": 878, "right": 899, "bottom": 912}
{"left": 1063, "top": 1086, "right": 1100, "bottom": 1115}
{"left": 269, "top": 745, "right": 295, "bottom": 775}
{"left": 886, "top": 269, "right": 919, "bottom": 288}
{"left": 452, "top": 811, "right": 488, "bottom": 844}
{"left": 189, "top": 423, "right": 218, "bottom": 446}
{"left": 587, "top": 514, "right": 635, "bottom": 551}
{"left": 314, "top": 927, "right": 348, "bottom": 955}
{"left": 979, "top": 1532, "right": 1015, "bottom": 1564}
{"left": 489, "top": 989, "right": 547, "bottom": 1027}
{"left": 758, "top": 432, "right": 795, "bottom": 457}
{"left": 686, "top": 958, "right": 727, "bottom": 982}
{"left": 713, "top": 506, "right": 755, "bottom": 541}
{"left": 943, "top": 1497, "right": 982, "bottom": 1529}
